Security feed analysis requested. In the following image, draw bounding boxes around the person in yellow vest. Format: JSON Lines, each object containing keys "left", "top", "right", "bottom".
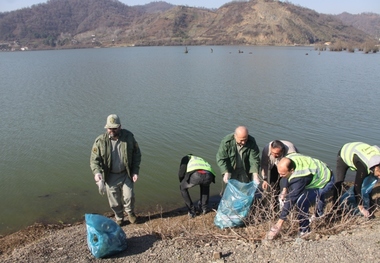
{"left": 267, "top": 153, "right": 334, "bottom": 239}
{"left": 333, "top": 142, "right": 380, "bottom": 217}
{"left": 178, "top": 154, "right": 216, "bottom": 218}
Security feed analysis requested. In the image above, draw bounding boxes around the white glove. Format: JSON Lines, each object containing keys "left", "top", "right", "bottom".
{"left": 96, "top": 180, "right": 105, "bottom": 195}
{"left": 253, "top": 174, "right": 260, "bottom": 185}
{"left": 223, "top": 173, "right": 231, "bottom": 183}
{"left": 132, "top": 174, "right": 138, "bottom": 182}
{"left": 94, "top": 173, "right": 102, "bottom": 182}
{"left": 278, "top": 196, "right": 285, "bottom": 210}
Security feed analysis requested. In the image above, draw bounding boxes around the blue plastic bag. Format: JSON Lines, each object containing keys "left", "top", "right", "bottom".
{"left": 214, "top": 179, "right": 258, "bottom": 229}
{"left": 85, "top": 214, "right": 128, "bottom": 258}
{"left": 339, "top": 175, "right": 378, "bottom": 214}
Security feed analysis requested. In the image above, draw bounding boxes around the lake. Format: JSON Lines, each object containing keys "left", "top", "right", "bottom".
{"left": 0, "top": 46, "right": 379, "bottom": 235}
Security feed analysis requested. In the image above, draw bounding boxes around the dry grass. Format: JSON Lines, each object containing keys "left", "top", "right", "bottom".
{"left": 2, "top": 184, "right": 379, "bottom": 256}
{"left": 134, "top": 183, "right": 380, "bottom": 244}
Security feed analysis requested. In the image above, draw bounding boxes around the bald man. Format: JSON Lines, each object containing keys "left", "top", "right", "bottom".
{"left": 267, "top": 153, "right": 334, "bottom": 239}
{"left": 216, "top": 126, "right": 260, "bottom": 186}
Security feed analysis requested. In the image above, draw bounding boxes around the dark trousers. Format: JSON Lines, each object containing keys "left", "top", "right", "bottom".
{"left": 265, "top": 165, "right": 289, "bottom": 200}
{"left": 297, "top": 174, "right": 335, "bottom": 232}
{"left": 333, "top": 155, "right": 349, "bottom": 204}
{"left": 180, "top": 171, "right": 214, "bottom": 213}
{"left": 269, "top": 165, "right": 281, "bottom": 196}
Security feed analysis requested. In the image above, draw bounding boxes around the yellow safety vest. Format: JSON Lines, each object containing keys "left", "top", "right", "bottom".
{"left": 186, "top": 155, "right": 216, "bottom": 175}
{"left": 288, "top": 153, "right": 331, "bottom": 189}
{"left": 341, "top": 142, "right": 380, "bottom": 173}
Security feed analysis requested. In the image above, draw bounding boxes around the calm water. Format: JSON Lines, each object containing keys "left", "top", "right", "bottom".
{"left": 0, "top": 46, "right": 379, "bottom": 235}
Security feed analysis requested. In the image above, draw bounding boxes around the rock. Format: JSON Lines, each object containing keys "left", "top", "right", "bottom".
{"left": 213, "top": 251, "right": 222, "bottom": 259}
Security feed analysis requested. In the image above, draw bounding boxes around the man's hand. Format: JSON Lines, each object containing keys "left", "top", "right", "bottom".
{"left": 262, "top": 181, "right": 269, "bottom": 190}
{"left": 358, "top": 205, "right": 370, "bottom": 217}
{"left": 223, "top": 173, "right": 231, "bottom": 183}
{"left": 267, "top": 219, "right": 284, "bottom": 240}
{"left": 94, "top": 173, "right": 102, "bottom": 182}
{"left": 279, "top": 188, "right": 287, "bottom": 201}
{"left": 132, "top": 174, "right": 138, "bottom": 182}
{"left": 96, "top": 180, "right": 105, "bottom": 195}
{"left": 253, "top": 173, "right": 260, "bottom": 185}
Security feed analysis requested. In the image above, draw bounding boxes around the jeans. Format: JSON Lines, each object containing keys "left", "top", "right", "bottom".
{"left": 180, "top": 171, "right": 214, "bottom": 213}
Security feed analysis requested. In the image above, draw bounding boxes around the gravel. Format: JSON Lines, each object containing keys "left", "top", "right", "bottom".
{"left": 1, "top": 212, "right": 380, "bottom": 263}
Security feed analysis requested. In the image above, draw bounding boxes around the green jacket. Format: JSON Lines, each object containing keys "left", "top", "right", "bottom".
{"left": 90, "top": 129, "right": 142, "bottom": 180}
{"left": 216, "top": 133, "right": 260, "bottom": 175}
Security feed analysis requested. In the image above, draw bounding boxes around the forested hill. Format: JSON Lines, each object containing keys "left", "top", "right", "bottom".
{"left": 0, "top": 0, "right": 376, "bottom": 50}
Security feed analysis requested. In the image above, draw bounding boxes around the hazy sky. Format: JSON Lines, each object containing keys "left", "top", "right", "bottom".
{"left": 1, "top": 0, "right": 379, "bottom": 14}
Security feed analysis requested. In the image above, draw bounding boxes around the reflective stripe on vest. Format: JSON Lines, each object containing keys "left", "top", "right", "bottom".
{"left": 288, "top": 153, "right": 331, "bottom": 189}
{"left": 341, "top": 142, "right": 380, "bottom": 173}
{"left": 186, "top": 155, "right": 216, "bottom": 175}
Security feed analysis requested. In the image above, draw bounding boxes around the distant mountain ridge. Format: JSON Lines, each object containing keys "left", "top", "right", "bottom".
{"left": 335, "top": 12, "right": 380, "bottom": 38}
{"left": 0, "top": 0, "right": 377, "bottom": 50}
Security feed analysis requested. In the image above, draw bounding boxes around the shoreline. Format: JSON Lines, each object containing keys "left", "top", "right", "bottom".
{"left": 0, "top": 194, "right": 223, "bottom": 237}
{"left": 1, "top": 205, "right": 380, "bottom": 262}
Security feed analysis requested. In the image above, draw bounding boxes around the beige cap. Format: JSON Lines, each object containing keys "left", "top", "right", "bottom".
{"left": 104, "top": 114, "right": 121, "bottom": 129}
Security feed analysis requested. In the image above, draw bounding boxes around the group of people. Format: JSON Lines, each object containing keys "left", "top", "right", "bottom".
{"left": 90, "top": 116, "right": 380, "bottom": 240}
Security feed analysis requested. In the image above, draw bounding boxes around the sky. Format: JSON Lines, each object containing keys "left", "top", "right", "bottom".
{"left": 1, "top": 0, "right": 379, "bottom": 14}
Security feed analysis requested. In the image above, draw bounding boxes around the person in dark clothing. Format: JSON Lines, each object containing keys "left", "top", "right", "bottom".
{"left": 333, "top": 142, "right": 380, "bottom": 217}
{"left": 178, "top": 155, "right": 216, "bottom": 218}
{"left": 267, "top": 153, "right": 334, "bottom": 239}
{"left": 261, "top": 140, "right": 299, "bottom": 208}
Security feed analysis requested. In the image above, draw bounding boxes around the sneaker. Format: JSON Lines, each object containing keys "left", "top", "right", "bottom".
{"left": 116, "top": 219, "right": 124, "bottom": 226}
{"left": 188, "top": 211, "right": 196, "bottom": 218}
{"left": 128, "top": 213, "right": 137, "bottom": 224}
{"left": 298, "top": 230, "right": 310, "bottom": 238}
{"left": 309, "top": 212, "right": 324, "bottom": 223}
{"left": 201, "top": 209, "right": 209, "bottom": 215}
{"left": 309, "top": 215, "right": 317, "bottom": 223}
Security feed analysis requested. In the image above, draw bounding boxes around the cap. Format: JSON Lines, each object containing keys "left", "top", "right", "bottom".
{"left": 368, "top": 155, "right": 380, "bottom": 170}
{"left": 104, "top": 114, "right": 121, "bottom": 129}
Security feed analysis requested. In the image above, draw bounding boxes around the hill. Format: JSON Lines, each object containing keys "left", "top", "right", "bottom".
{"left": 0, "top": 0, "right": 374, "bottom": 51}
{"left": 335, "top": 12, "right": 380, "bottom": 38}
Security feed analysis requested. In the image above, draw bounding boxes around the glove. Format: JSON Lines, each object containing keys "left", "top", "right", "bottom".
{"left": 132, "top": 174, "right": 138, "bottom": 182}
{"left": 278, "top": 196, "right": 285, "bottom": 210}
{"left": 358, "top": 206, "right": 370, "bottom": 217}
{"left": 253, "top": 174, "right": 260, "bottom": 185}
{"left": 94, "top": 173, "right": 102, "bottom": 182}
{"left": 223, "top": 173, "right": 231, "bottom": 183}
{"left": 267, "top": 225, "right": 281, "bottom": 240}
{"left": 96, "top": 180, "right": 105, "bottom": 195}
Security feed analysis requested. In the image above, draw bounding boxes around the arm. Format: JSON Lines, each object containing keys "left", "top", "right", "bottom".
{"left": 178, "top": 156, "right": 190, "bottom": 182}
{"left": 216, "top": 138, "right": 232, "bottom": 175}
{"left": 248, "top": 137, "right": 260, "bottom": 184}
{"left": 130, "top": 136, "right": 142, "bottom": 175}
{"left": 90, "top": 138, "right": 104, "bottom": 177}
{"left": 279, "top": 176, "right": 311, "bottom": 220}
{"left": 353, "top": 157, "right": 370, "bottom": 216}
{"left": 248, "top": 137, "right": 260, "bottom": 175}
{"left": 260, "top": 144, "right": 269, "bottom": 181}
